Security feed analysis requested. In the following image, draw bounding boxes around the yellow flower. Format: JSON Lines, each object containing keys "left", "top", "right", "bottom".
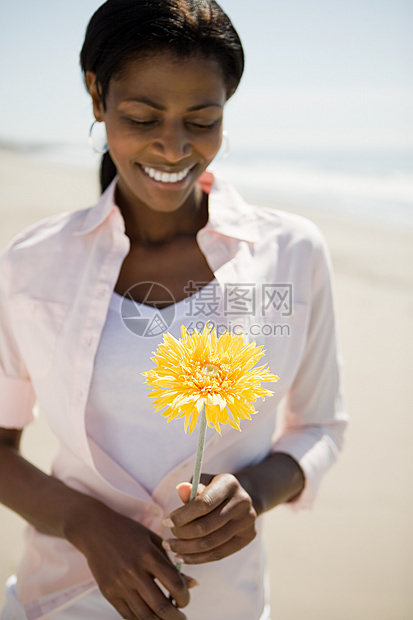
{"left": 142, "top": 324, "right": 279, "bottom": 434}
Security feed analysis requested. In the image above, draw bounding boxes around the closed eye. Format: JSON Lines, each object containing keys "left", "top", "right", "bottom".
{"left": 187, "top": 120, "right": 220, "bottom": 130}
{"left": 125, "top": 118, "right": 158, "bottom": 127}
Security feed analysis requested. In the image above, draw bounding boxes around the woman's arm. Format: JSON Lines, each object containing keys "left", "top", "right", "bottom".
{"left": 0, "top": 427, "right": 191, "bottom": 620}
{"left": 235, "top": 451, "right": 305, "bottom": 515}
{"left": 0, "top": 428, "right": 102, "bottom": 537}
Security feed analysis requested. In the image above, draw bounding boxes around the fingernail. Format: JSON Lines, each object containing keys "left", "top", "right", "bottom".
{"left": 175, "top": 555, "right": 185, "bottom": 564}
{"left": 162, "top": 518, "right": 174, "bottom": 528}
{"left": 162, "top": 540, "right": 171, "bottom": 552}
{"left": 184, "top": 576, "right": 199, "bottom": 589}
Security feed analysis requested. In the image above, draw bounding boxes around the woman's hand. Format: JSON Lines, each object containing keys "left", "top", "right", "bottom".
{"left": 68, "top": 502, "right": 193, "bottom": 620}
{"left": 161, "top": 473, "right": 257, "bottom": 565}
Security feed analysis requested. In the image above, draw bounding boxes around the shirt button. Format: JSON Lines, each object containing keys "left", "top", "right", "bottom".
{"left": 150, "top": 506, "right": 161, "bottom": 517}
{"left": 98, "top": 285, "right": 109, "bottom": 297}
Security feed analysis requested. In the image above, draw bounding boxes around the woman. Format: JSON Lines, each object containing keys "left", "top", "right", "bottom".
{"left": 0, "top": 1, "right": 347, "bottom": 619}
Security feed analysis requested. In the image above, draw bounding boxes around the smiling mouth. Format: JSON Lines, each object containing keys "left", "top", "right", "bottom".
{"left": 141, "top": 165, "right": 193, "bottom": 184}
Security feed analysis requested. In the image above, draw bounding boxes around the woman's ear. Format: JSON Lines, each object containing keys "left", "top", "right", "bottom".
{"left": 85, "top": 71, "right": 104, "bottom": 120}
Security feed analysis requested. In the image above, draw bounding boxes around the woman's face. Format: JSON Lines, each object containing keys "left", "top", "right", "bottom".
{"left": 91, "top": 53, "right": 227, "bottom": 214}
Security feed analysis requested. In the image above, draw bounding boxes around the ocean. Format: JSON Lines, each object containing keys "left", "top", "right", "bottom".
{"left": 13, "top": 142, "right": 413, "bottom": 231}
{"left": 213, "top": 148, "right": 413, "bottom": 231}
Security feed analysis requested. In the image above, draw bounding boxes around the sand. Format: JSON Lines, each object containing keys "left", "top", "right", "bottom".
{"left": 0, "top": 148, "right": 412, "bottom": 618}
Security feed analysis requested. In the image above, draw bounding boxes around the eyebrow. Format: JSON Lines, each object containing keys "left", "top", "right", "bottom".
{"left": 122, "top": 97, "right": 223, "bottom": 111}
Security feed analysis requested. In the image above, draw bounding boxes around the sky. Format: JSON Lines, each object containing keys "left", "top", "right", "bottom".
{"left": 0, "top": 0, "right": 412, "bottom": 152}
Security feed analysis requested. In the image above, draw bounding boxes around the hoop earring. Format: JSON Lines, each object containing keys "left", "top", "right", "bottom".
{"left": 88, "top": 120, "right": 108, "bottom": 154}
{"left": 216, "top": 130, "right": 230, "bottom": 161}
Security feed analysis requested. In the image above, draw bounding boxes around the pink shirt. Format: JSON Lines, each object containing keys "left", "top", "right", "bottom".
{"left": 0, "top": 173, "right": 348, "bottom": 619}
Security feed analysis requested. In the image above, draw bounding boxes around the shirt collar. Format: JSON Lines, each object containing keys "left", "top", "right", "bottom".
{"left": 202, "top": 173, "right": 259, "bottom": 243}
{"left": 75, "top": 172, "right": 259, "bottom": 243}
{"left": 74, "top": 177, "right": 121, "bottom": 236}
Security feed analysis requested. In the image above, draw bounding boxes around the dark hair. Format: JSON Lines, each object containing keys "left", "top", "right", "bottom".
{"left": 80, "top": 0, "right": 245, "bottom": 193}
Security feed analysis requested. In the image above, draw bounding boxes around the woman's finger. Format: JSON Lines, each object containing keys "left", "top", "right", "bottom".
{"left": 172, "top": 533, "right": 256, "bottom": 565}
{"left": 163, "top": 516, "right": 255, "bottom": 557}
{"left": 167, "top": 488, "right": 255, "bottom": 540}
{"left": 166, "top": 474, "right": 240, "bottom": 527}
{"left": 110, "top": 598, "right": 135, "bottom": 620}
{"left": 176, "top": 482, "right": 205, "bottom": 504}
{"left": 126, "top": 580, "right": 187, "bottom": 620}
{"left": 145, "top": 543, "right": 191, "bottom": 610}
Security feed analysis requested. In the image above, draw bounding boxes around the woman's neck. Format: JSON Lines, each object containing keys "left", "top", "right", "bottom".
{"left": 115, "top": 184, "right": 208, "bottom": 245}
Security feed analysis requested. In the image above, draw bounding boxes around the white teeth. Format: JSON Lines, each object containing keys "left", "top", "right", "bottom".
{"left": 142, "top": 165, "right": 192, "bottom": 183}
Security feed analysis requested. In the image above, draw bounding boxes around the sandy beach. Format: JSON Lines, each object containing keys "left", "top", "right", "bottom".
{"left": 0, "top": 147, "right": 412, "bottom": 619}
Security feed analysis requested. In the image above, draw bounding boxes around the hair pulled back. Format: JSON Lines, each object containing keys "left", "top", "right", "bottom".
{"left": 80, "top": 0, "right": 245, "bottom": 192}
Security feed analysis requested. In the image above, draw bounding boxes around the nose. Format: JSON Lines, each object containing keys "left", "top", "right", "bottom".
{"left": 151, "top": 122, "right": 192, "bottom": 163}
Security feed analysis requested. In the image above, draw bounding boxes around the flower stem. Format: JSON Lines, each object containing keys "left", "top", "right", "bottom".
{"left": 190, "top": 408, "right": 207, "bottom": 501}
{"left": 171, "top": 408, "right": 207, "bottom": 599}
